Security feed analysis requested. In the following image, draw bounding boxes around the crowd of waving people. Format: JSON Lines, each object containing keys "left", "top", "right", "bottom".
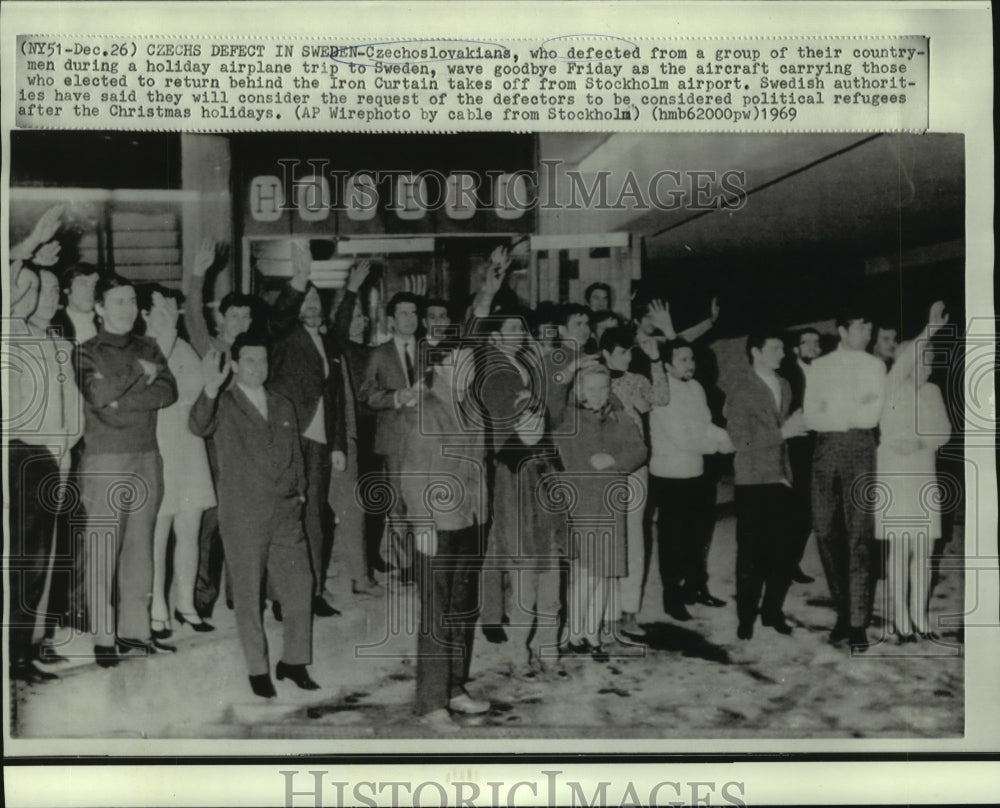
{"left": 8, "top": 205, "right": 953, "bottom": 733}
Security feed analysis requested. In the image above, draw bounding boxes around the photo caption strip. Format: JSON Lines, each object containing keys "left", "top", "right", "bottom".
{"left": 16, "top": 35, "right": 928, "bottom": 131}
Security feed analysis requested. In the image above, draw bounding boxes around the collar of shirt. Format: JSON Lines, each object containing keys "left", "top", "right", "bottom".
{"left": 753, "top": 366, "right": 782, "bottom": 409}
{"left": 237, "top": 382, "right": 268, "bottom": 419}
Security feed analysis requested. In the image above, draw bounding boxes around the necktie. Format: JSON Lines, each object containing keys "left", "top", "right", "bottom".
{"left": 404, "top": 342, "right": 415, "bottom": 386}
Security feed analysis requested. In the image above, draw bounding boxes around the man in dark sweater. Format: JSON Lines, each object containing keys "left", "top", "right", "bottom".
{"left": 74, "top": 274, "right": 178, "bottom": 665}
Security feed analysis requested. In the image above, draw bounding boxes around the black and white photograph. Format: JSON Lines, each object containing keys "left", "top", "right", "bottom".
{"left": 5, "top": 129, "right": 971, "bottom": 740}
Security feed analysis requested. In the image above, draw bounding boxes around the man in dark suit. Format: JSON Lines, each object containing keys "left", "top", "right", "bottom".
{"left": 726, "top": 331, "right": 808, "bottom": 640}
{"left": 358, "top": 291, "right": 424, "bottom": 583}
{"left": 781, "top": 327, "right": 821, "bottom": 584}
{"left": 189, "top": 334, "right": 317, "bottom": 698}
{"left": 268, "top": 243, "right": 347, "bottom": 616}
{"left": 50, "top": 262, "right": 100, "bottom": 344}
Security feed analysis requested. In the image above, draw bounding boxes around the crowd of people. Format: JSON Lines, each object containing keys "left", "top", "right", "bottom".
{"left": 7, "top": 205, "right": 954, "bottom": 733}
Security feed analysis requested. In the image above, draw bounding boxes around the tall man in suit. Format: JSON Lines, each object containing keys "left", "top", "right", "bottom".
{"left": 189, "top": 334, "right": 317, "bottom": 698}
{"left": 726, "top": 332, "right": 808, "bottom": 640}
{"left": 268, "top": 243, "right": 347, "bottom": 616}
{"left": 782, "top": 327, "right": 822, "bottom": 584}
{"left": 359, "top": 291, "right": 424, "bottom": 583}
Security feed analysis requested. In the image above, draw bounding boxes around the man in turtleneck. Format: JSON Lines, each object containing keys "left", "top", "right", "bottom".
{"left": 73, "top": 274, "right": 178, "bottom": 665}
{"left": 268, "top": 241, "right": 347, "bottom": 618}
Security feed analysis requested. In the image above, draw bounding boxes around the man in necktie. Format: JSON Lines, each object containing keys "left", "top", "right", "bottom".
{"left": 359, "top": 291, "right": 424, "bottom": 585}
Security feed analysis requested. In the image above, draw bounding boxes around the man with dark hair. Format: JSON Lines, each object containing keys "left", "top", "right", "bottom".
{"left": 51, "top": 262, "right": 100, "bottom": 344}
{"left": 423, "top": 297, "right": 453, "bottom": 347}
{"left": 871, "top": 323, "right": 899, "bottom": 369}
{"left": 782, "top": 327, "right": 823, "bottom": 585}
{"left": 804, "top": 307, "right": 887, "bottom": 652}
{"left": 726, "top": 332, "right": 807, "bottom": 640}
{"left": 584, "top": 282, "right": 612, "bottom": 312}
{"left": 267, "top": 242, "right": 347, "bottom": 617}
{"left": 541, "top": 302, "right": 596, "bottom": 428}
{"left": 189, "top": 334, "right": 317, "bottom": 698}
{"left": 74, "top": 274, "right": 178, "bottom": 665}
{"left": 629, "top": 297, "right": 720, "bottom": 381}
{"left": 185, "top": 240, "right": 257, "bottom": 619}
{"left": 648, "top": 338, "right": 733, "bottom": 621}
{"left": 359, "top": 289, "right": 425, "bottom": 584}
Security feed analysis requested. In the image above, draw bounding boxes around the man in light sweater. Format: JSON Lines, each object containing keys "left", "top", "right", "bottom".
{"left": 648, "top": 339, "right": 733, "bottom": 622}
{"left": 803, "top": 307, "right": 887, "bottom": 652}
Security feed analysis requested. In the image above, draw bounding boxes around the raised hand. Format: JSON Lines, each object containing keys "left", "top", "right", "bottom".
{"left": 347, "top": 259, "right": 371, "bottom": 292}
{"left": 710, "top": 295, "right": 721, "bottom": 323}
{"left": 927, "top": 300, "right": 948, "bottom": 335}
{"left": 201, "top": 349, "right": 231, "bottom": 396}
{"left": 646, "top": 299, "right": 676, "bottom": 338}
{"left": 32, "top": 240, "right": 61, "bottom": 267}
{"left": 10, "top": 259, "right": 40, "bottom": 319}
{"left": 193, "top": 238, "right": 217, "bottom": 278}
{"left": 290, "top": 240, "right": 312, "bottom": 288}
{"left": 489, "top": 244, "right": 512, "bottom": 273}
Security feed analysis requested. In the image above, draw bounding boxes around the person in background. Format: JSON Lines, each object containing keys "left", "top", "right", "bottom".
{"left": 599, "top": 326, "right": 670, "bottom": 638}
{"left": 871, "top": 323, "right": 900, "bottom": 369}
{"left": 138, "top": 286, "right": 217, "bottom": 637}
{"left": 592, "top": 309, "right": 623, "bottom": 344}
{"left": 74, "top": 274, "right": 178, "bottom": 665}
{"left": 584, "top": 282, "right": 612, "bottom": 313}
{"left": 423, "top": 297, "right": 453, "bottom": 348}
{"left": 782, "top": 327, "right": 823, "bottom": 585}
{"left": 189, "top": 335, "right": 317, "bottom": 698}
{"left": 555, "top": 363, "right": 647, "bottom": 662}
{"left": 725, "top": 331, "right": 807, "bottom": 640}
{"left": 8, "top": 239, "right": 83, "bottom": 682}
{"left": 648, "top": 339, "right": 734, "bottom": 622}
{"left": 185, "top": 240, "right": 256, "bottom": 620}
{"left": 331, "top": 260, "right": 384, "bottom": 594}
{"left": 803, "top": 306, "right": 887, "bottom": 652}
{"left": 267, "top": 242, "right": 347, "bottom": 618}
{"left": 629, "top": 296, "right": 720, "bottom": 381}
{"left": 359, "top": 290, "right": 425, "bottom": 586}
{"left": 51, "top": 263, "right": 100, "bottom": 344}
{"left": 876, "top": 302, "right": 951, "bottom": 642}
{"left": 398, "top": 342, "right": 490, "bottom": 732}
{"left": 543, "top": 302, "right": 596, "bottom": 429}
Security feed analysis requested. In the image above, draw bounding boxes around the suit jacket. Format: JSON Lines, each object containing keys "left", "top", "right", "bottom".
{"left": 189, "top": 386, "right": 305, "bottom": 539}
{"left": 267, "top": 285, "right": 348, "bottom": 455}
{"left": 358, "top": 339, "right": 419, "bottom": 459}
{"left": 725, "top": 370, "right": 793, "bottom": 487}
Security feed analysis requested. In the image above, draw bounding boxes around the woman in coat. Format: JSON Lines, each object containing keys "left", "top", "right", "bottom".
{"left": 555, "top": 363, "right": 647, "bottom": 661}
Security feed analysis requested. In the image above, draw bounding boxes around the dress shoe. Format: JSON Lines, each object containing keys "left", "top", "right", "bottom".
{"left": 272, "top": 601, "right": 283, "bottom": 622}
{"left": 276, "top": 661, "right": 320, "bottom": 690}
{"left": 249, "top": 673, "right": 277, "bottom": 698}
{"left": 151, "top": 619, "right": 173, "bottom": 640}
{"left": 695, "top": 591, "right": 726, "bottom": 608}
{"left": 897, "top": 633, "right": 918, "bottom": 645}
{"left": 313, "top": 597, "right": 341, "bottom": 617}
{"left": 174, "top": 609, "right": 215, "bottom": 632}
{"left": 737, "top": 621, "right": 754, "bottom": 640}
{"left": 828, "top": 619, "right": 850, "bottom": 643}
{"left": 117, "top": 638, "right": 176, "bottom": 657}
{"left": 448, "top": 692, "right": 491, "bottom": 715}
{"left": 420, "top": 708, "right": 459, "bottom": 733}
{"left": 590, "top": 644, "right": 610, "bottom": 663}
{"left": 918, "top": 630, "right": 941, "bottom": 642}
{"left": 761, "top": 613, "right": 793, "bottom": 635}
{"left": 482, "top": 624, "right": 508, "bottom": 644}
{"left": 619, "top": 613, "right": 646, "bottom": 638}
{"left": 666, "top": 603, "right": 692, "bottom": 622}
{"left": 849, "top": 627, "right": 869, "bottom": 653}
{"left": 93, "top": 645, "right": 120, "bottom": 668}
{"left": 564, "top": 638, "right": 592, "bottom": 655}
{"left": 392, "top": 570, "right": 416, "bottom": 588}
{"left": 352, "top": 579, "right": 380, "bottom": 596}
{"left": 791, "top": 566, "right": 815, "bottom": 584}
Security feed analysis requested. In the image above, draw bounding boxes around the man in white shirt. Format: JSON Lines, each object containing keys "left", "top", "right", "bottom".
{"left": 648, "top": 339, "right": 734, "bottom": 621}
{"left": 803, "top": 308, "right": 887, "bottom": 652}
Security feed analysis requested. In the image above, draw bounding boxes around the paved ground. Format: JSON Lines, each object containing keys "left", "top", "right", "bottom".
{"left": 9, "top": 507, "right": 964, "bottom": 740}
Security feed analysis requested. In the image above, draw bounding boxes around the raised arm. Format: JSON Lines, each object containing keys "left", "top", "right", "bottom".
{"left": 332, "top": 260, "right": 370, "bottom": 346}
{"left": 267, "top": 240, "right": 311, "bottom": 340}
{"left": 188, "top": 349, "right": 230, "bottom": 437}
{"left": 184, "top": 238, "right": 220, "bottom": 357}
{"left": 678, "top": 296, "right": 720, "bottom": 343}
{"left": 889, "top": 300, "right": 949, "bottom": 390}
